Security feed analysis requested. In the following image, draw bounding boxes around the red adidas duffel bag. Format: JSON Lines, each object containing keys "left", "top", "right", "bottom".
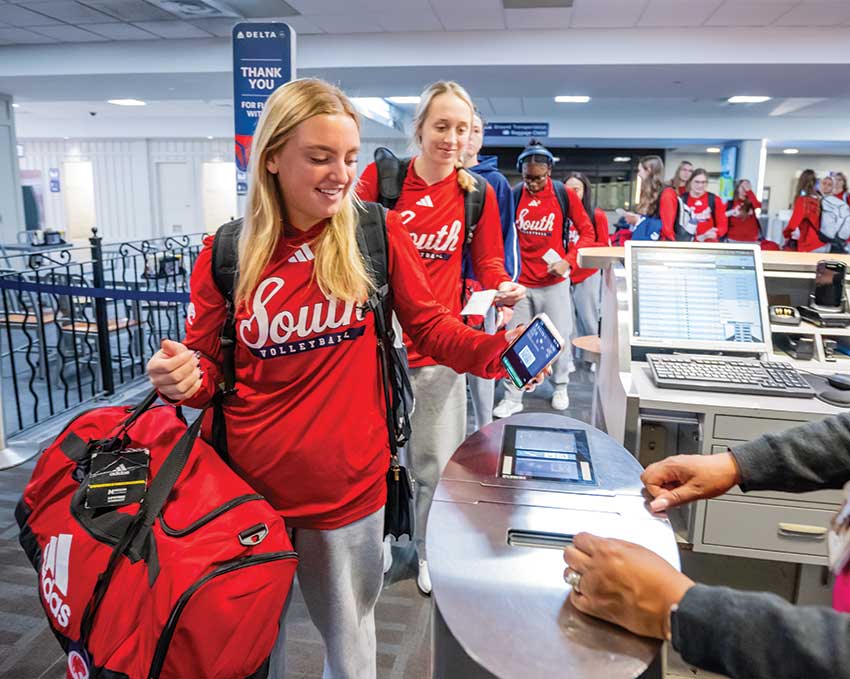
{"left": 15, "top": 390, "right": 298, "bottom": 679}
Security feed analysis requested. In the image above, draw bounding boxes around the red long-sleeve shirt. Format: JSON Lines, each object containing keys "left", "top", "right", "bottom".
{"left": 687, "top": 192, "right": 728, "bottom": 242}
{"left": 727, "top": 190, "right": 762, "bottom": 242}
{"left": 180, "top": 211, "right": 507, "bottom": 530}
{"left": 658, "top": 188, "right": 680, "bottom": 241}
{"left": 568, "top": 207, "right": 610, "bottom": 285}
{"left": 514, "top": 179, "right": 595, "bottom": 288}
{"left": 784, "top": 195, "right": 823, "bottom": 252}
{"left": 357, "top": 160, "right": 509, "bottom": 368}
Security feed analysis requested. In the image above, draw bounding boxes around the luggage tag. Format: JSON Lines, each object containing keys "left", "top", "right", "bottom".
{"left": 828, "top": 481, "right": 850, "bottom": 575}
{"left": 85, "top": 448, "right": 150, "bottom": 509}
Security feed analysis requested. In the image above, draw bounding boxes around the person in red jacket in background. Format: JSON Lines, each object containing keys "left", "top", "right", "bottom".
{"left": 145, "top": 79, "right": 541, "bottom": 679}
{"left": 493, "top": 143, "right": 595, "bottom": 417}
{"left": 834, "top": 172, "right": 849, "bottom": 204}
{"left": 622, "top": 156, "right": 678, "bottom": 241}
{"left": 683, "top": 168, "right": 728, "bottom": 243}
{"left": 783, "top": 169, "right": 826, "bottom": 252}
{"left": 726, "top": 179, "right": 762, "bottom": 242}
{"left": 357, "top": 80, "right": 525, "bottom": 595}
{"left": 668, "top": 160, "right": 693, "bottom": 196}
{"left": 564, "top": 172, "right": 609, "bottom": 367}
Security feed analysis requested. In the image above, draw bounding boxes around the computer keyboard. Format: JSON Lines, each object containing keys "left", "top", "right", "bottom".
{"left": 647, "top": 354, "right": 816, "bottom": 398}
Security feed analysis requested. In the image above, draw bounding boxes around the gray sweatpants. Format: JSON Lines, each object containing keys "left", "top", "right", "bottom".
{"left": 467, "top": 306, "right": 497, "bottom": 431}
{"left": 409, "top": 364, "right": 466, "bottom": 560}
{"left": 506, "top": 278, "right": 573, "bottom": 399}
{"left": 269, "top": 506, "right": 384, "bottom": 679}
{"left": 571, "top": 272, "right": 601, "bottom": 363}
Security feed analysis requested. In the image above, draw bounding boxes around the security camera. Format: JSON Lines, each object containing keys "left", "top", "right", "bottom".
{"left": 89, "top": 111, "right": 97, "bottom": 117}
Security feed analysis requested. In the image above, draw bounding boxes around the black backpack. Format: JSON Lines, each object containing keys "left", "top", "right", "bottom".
{"left": 511, "top": 179, "right": 572, "bottom": 252}
{"left": 373, "top": 147, "right": 488, "bottom": 249}
{"left": 208, "top": 203, "right": 413, "bottom": 468}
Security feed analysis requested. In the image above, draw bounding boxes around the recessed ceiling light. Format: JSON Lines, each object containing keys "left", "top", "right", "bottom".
{"left": 387, "top": 96, "right": 420, "bottom": 104}
{"left": 12, "top": 103, "right": 20, "bottom": 108}
{"left": 64, "top": 136, "right": 70, "bottom": 140}
{"left": 108, "top": 99, "right": 146, "bottom": 107}
{"left": 207, "top": 135, "right": 213, "bottom": 140}
{"left": 706, "top": 147, "right": 721, "bottom": 153}
{"left": 783, "top": 148, "right": 800, "bottom": 155}
{"left": 728, "top": 96, "right": 771, "bottom": 104}
{"left": 555, "top": 95, "right": 590, "bottom": 104}
{"left": 613, "top": 156, "right": 631, "bottom": 163}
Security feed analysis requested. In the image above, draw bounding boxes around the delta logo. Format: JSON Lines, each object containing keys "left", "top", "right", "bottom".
{"left": 41, "top": 534, "right": 73, "bottom": 628}
{"left": 236, "top": 30, "right": 279, "bottom": 39}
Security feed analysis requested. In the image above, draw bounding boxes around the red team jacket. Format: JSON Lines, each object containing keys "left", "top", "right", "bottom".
{"left": 181, "top": 212, "right": 507, "bottom": 530}
{"left": 784, "top": 195, "right": 823, "bottom": 252}
{"left": 568, "top": 207, "right": 610, "bottom": 285}
{"left": 727, "top": 190, "right": 762, "bottom": 241}
{"left": 658, "top": 188, "right": 681, "bottom": 241}
{"left": 513, "top": 179, "right": 596, "bottom": 288}
{"left": 687, "top": 192, "right": 728, "bottom": 242}
{"left": 357, "top": 160, "right": 510, "bottom": 368}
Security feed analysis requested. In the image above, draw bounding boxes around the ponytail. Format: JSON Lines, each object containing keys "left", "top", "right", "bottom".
{"left": 456, "top": 164, "right": 477, "bottom": 193}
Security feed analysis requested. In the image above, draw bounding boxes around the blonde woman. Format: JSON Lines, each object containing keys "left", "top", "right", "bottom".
{"left": 147, "top": 79, "right": 538, "bottom": 679}
{"left": 358, "top": 81, "right": 524, "bottom": 594}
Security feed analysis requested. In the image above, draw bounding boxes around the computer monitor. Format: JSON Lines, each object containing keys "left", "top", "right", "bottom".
{"left": 626, "top": 242, "right": 771, "bottom": 355}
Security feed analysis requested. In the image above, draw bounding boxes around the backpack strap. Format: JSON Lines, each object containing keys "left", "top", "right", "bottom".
{"left": 374, "top": 147, "right": 410, "bottom": 210}
{"left": 212, "top": 218, "right": 242, "bottom": 394}
{"left": 708, "top": 193, "right": 717, "bottom": 220}
{"left": 551, "top": 179, "right": 572, "bottom": 252}
{"left": 462, "top": 170, "right": 488, "bottom": 247}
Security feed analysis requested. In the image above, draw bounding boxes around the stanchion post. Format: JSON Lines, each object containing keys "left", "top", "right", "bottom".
{"left": 90, "top": 227, "right": 114, "bottom": 395}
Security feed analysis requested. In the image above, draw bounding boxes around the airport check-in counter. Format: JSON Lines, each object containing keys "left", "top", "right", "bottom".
{"left": 579, "top": 246, "right": 850, "bottom": 605}
{"left": 428, "top": 413, "right": 679, "bottom": 679}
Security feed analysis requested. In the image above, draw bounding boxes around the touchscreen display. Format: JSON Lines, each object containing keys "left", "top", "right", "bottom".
{"left": 500, "top": 425, "right": 595, "bottom": 484}
{"left": 501, "top": 318, "right": 561, "bottom": 388}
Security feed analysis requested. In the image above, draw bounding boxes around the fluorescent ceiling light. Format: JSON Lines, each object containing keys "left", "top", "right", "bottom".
{"left": 555, "top": 95, "right": 590, "bottom": 103}
{"left": 11, "top": 103, "right": 20, "bottom": 108}
{"left": 387, "top": 96, "right": 420, "bottom": 105}
{"left": 207, "top": 135, "right": 214, "bottom": 140}
{"left": 783, "top": 148, "right": 800, "bottom": 155}
{"left": 108, "top": 99, "right": 146, "bottom": 107}
{"left": 728, "top": 96, "right": 771, "bottom": 104}
{"left": 706, "top": 147, "right": 721, "bottom": 153}
{"left": 613, "top": 156, "right": 631, "bottom": 163}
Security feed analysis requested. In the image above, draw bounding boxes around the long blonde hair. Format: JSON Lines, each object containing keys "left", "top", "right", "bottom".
{"left": 412, "top": 80, "right": 478, "bottom": 193}
{"left": 236, "top": 79, "right": 371, "bottom": 307}
{"left": 638, "top": 155, "right": 666, "bottom": 215}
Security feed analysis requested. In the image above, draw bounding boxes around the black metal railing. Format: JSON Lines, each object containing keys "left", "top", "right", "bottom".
{"left": 0, "top": 229, "right": 205, "bottom": 437}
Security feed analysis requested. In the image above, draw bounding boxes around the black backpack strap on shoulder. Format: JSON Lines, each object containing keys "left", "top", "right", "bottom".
{"left": 552, "top": 179, "right": 571, "bottom": 252}
{"left": 462, "top": 170, "right": 489, "bottom": 247}
{"left": 210, "top": 218, "right": 242, "bottom": 462}
{"left": 708, "top": 193, "right": 716, "bottom": 219}
{"left": 374, "top": 147, "right": 410, "bottom": 210}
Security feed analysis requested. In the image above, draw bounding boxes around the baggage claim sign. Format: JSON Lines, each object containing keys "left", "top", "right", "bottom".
{"left": 232, "top": 23, "right": 296, "bottom": 196}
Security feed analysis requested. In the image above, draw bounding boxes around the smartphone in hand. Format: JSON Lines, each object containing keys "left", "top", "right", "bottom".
{"left": 500, "top": 313, "right": 564, "bottom": 389}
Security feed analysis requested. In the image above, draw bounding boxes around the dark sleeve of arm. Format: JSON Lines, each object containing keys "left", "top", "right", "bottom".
{"left": 659, "top": 189, "right": 678, "bottom": 241}
{"left": 175, "top": 242, "right": 225, "bottom": 409}
{"left": 673, "top": 584, "right": 850, "bottom": 679}
{"left": 387, "top": 211, "right": 507, "bottom": 378}
{"left": 356, "top": 161, "right": 380, "bottom": 202}
{"left": 470, "top": 184, "right": 511, "bottom": 290}
{"left": 730, "top": 411, "right": 850, "bottom": 491}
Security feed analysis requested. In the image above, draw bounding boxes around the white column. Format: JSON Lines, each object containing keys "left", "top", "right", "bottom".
{"left": 736, "top": 139, "right": 766, "bottom": 188}
{"left": 0, "top": 94, "right": 25, "bottom": 244}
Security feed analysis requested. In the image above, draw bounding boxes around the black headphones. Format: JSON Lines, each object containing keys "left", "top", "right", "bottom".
{"left": 516, "top": 142, "right": 555, "bottom": 173}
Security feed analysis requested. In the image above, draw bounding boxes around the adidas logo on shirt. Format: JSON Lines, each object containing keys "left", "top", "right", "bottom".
{"left": 416, "top": 195, "right": 434, "bottom": 208}
{"left": 529, "top": 199, "right": 541, "bottom": 207}
{"left": 287, "top": 244, "right": 315, "bottom": 264}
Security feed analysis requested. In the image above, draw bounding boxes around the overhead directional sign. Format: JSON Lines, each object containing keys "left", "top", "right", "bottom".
{"left": 484, "top": 122, "right": 550, "bottom": 138}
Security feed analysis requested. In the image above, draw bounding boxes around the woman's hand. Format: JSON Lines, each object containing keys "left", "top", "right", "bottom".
{"left": 547, "top": 259, "right": 570, "bottom": 278}
{"left": 495, "top": 305, "right": 514, "bottom": 330}
{"left": 147, "top": 339, "right": 202, "bottom": 402}
{"left": 641, "top": 452, "right": 742, "bottom": 513}
{"left": 495, "top": 281, "right": 525, "bottom": 307}
{"left": 563, "top": 533, "right": 694, "bottom": 640}
{"left": 624, "top": 212, "right": 640, "bottom": 226}
{"left": 504, "top": 325, "right": 552, "bottom": 391}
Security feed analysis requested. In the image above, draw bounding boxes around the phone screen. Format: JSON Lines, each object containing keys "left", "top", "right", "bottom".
{"left": 501, "top": 317, "right": 561, "bottom": 388}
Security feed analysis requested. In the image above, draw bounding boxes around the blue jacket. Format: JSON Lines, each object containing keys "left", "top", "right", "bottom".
{"left": 465, "top": 155, "right": 519, "bottom": 281}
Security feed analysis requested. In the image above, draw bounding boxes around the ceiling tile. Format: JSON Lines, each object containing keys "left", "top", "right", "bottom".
{"left": 132, "top": 20, "right": 213, "bottom": 38}
{"left": 705, "top": 1, "right": 797, "bottom": 26}
{"left": 225, "top": 0, "right": 299, "bottom": 18}
{"left": 25, "top": 0, "right": 115, "bottom": 23}
{"left": 638, "top": 0, "right": 723, "bottom": 26}
{"left": 79, "top": 22, "right": 159, "bottom": 40}
{"left": 773, "top": 1, "right": 850, "bottom": 26}
{"left": 0, "top": 4, "right": 62, "bottom": 26}
{"left": 432, "top": 0, "right": 506, "bottom": 30}
{"left": 0, "top": 26, "right": 56, "bottom": 42}
{"left": 29, "top": 24, "right": 109, "bottom": 41}
{"left": 188, "top": 17, "right": 237, "bottom": 37}
{"left": 378, "top": 11, "right": 442, "bottom": 31}
{"left": 504, "top": 7, "right": 572, "bottom": 28}
{"left": 77, "top": 0, "right": 175, "bottom": 22}
{"left": 285, "top": 0, "right": 372, "bottom": 15}
{"left": 276, "top": 15, "right": 325, "bottom": 33}
{"left": 570, "top": 0, "right": 649, "bottom": 27}
{"left": 488, "top": 97, "right": 525, "bottom": 115}
{"left": 309, "top": 13, "right": 384, "bottom": 33}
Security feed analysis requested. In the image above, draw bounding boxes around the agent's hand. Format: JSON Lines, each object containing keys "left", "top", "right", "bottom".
{"left": 147, "top": 339, "right": 202, "bottom": 402}
{"left": 547, "top": 259, "right": 570, "bottom": 278}
{"left": 495, "top": 281, "right": 525, "bottom": 307}
{"left": 504, "top": 325, "right": 552, "bottom": 391}
{"left": 563, "top": 533, "right": 694, "bottom": 640}
{"left": 641, "top": 452, "right": 742, "bottom": 513}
